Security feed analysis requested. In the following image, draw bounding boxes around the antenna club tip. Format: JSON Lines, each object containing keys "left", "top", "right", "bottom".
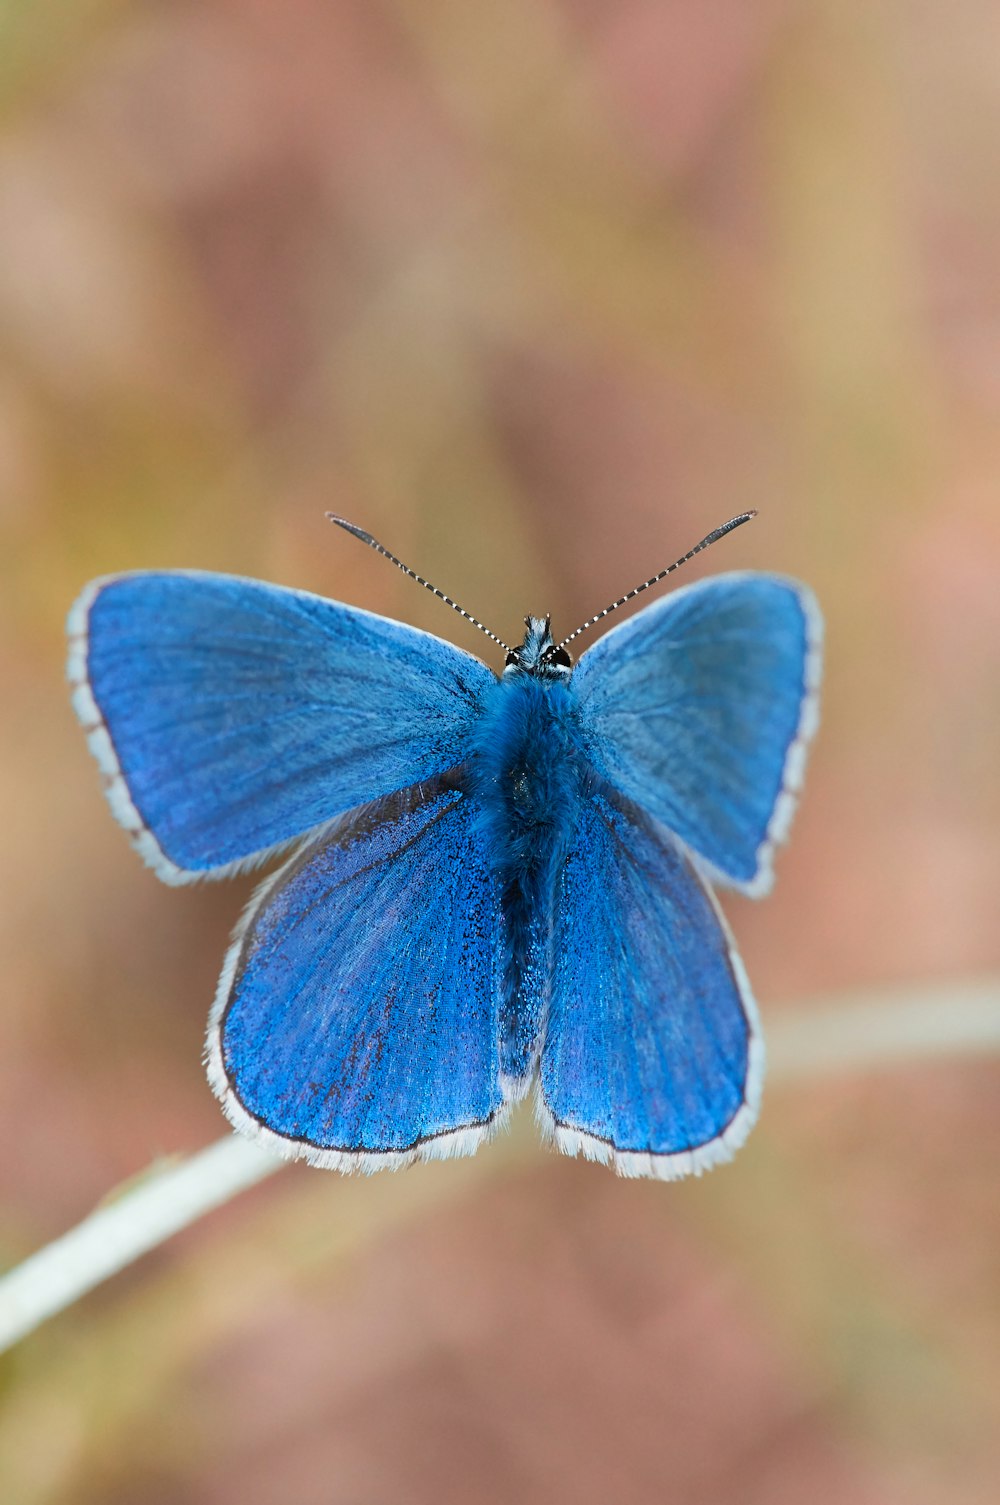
{"left": 326, "top": 514, "right": 375, "bottom": 545}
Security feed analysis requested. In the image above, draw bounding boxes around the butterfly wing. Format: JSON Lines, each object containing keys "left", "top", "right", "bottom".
{"left": 573, "top": 572, "right": 822, "bottom": 894}
{"left": 538, "top": 784, "right": 761, "bottom": 1179}
{"left": 207, "top": 778, "right": 505, "bottom": 1169}
{"left": 68, "top": 571, "right": 494, "bottom": 883}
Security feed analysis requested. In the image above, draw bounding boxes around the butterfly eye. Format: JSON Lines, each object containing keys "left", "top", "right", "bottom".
{"left": 548, "top": 646, "right": 572, "bottom": 668}
{"left": 505, "top": 650, "right": 521, "bottom": 667}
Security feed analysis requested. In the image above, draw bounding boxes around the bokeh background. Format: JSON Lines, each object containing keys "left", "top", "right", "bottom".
{"left": 2, "top": 2, "right": 1000, "bottom": 1502}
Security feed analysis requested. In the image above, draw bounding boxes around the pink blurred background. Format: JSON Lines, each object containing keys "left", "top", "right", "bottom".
{"left": 2, "top": 2, "right": 999, "bottom": 1502}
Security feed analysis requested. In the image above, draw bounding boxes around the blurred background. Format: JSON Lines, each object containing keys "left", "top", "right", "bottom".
{"left": 2, "top": 1, "right": 999, "bottom": 1501}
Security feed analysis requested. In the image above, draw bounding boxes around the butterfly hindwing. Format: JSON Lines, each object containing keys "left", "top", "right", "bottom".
{"left": 538, "top": 783, "right": 762, "bottom": 1179}
{"left": 207, "top": 778, "right": 505, "bottom": 1169}
{"left": 573, "top": 572, "right": 821, "bottom": 894}
{"left": 67, "top": 571, "right": 494, "bottom": 883}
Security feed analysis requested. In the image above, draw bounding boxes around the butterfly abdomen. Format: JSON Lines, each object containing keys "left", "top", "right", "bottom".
{"left": 466, "top": 673, "right": 583, "bottom": 1089}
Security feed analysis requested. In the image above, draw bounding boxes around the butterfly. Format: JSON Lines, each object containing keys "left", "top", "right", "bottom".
{"left": 67, "top": 511, "right": 821, "bottom": 1180}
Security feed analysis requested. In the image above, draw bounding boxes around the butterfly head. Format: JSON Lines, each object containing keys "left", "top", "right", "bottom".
{"left": 503, "top": 617, "right": 573, "bottom": 680}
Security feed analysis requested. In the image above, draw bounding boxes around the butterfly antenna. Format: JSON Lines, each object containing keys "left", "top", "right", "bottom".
{"left": 552, "top": 510, "right": 758, "bottom": 654}
{"left": 327, "top": 515, "right": 511, "bottom": 654}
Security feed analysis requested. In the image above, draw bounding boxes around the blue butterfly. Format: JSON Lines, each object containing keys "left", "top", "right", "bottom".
{"left": 67, "top": 512, "right": 821, "bottom": 1180}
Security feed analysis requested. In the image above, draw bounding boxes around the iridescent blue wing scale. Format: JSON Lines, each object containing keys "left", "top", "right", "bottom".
{"left": 67, "top": 571, "right": 493, "bottom": 883}
{"left": 207, "top": 779, "right": 506, "bottom": 1169}
{"left": 573, "top": 572, "right": 822, "bottom": 894}
{"left": 538, "top": 783, "right": 762, "bottom": 1179}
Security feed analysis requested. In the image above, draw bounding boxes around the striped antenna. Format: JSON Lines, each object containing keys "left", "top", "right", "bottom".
{"left": 327, "top": 515, "right": 511, "bottom": 654}
{"left": 551, "top": 510, "right": 758, "bottom": 655}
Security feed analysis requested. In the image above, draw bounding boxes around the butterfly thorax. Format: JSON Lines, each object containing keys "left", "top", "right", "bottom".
{"left": 467, "top": 618, "right": 579, "bottom": 849}
{"left": 465, "top": 619, "right": 584, "bottom": 1090}
{"left": 468, "top": 676, "right": 580, "bottom": 854}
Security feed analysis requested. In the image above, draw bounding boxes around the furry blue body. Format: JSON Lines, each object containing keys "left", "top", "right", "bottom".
{"left": 68, "top": 567, "right": 822, "bottom": 1178}
{"left": 466, "top": 648, "right": 583, "bottom": 1087}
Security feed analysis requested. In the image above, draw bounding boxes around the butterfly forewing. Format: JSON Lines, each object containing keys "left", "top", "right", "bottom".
{"left": 68, "top": 571, "right": 494, "bottom": 883}
{"left": 573, "top": 572, "right": 821, "bottom": 895}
